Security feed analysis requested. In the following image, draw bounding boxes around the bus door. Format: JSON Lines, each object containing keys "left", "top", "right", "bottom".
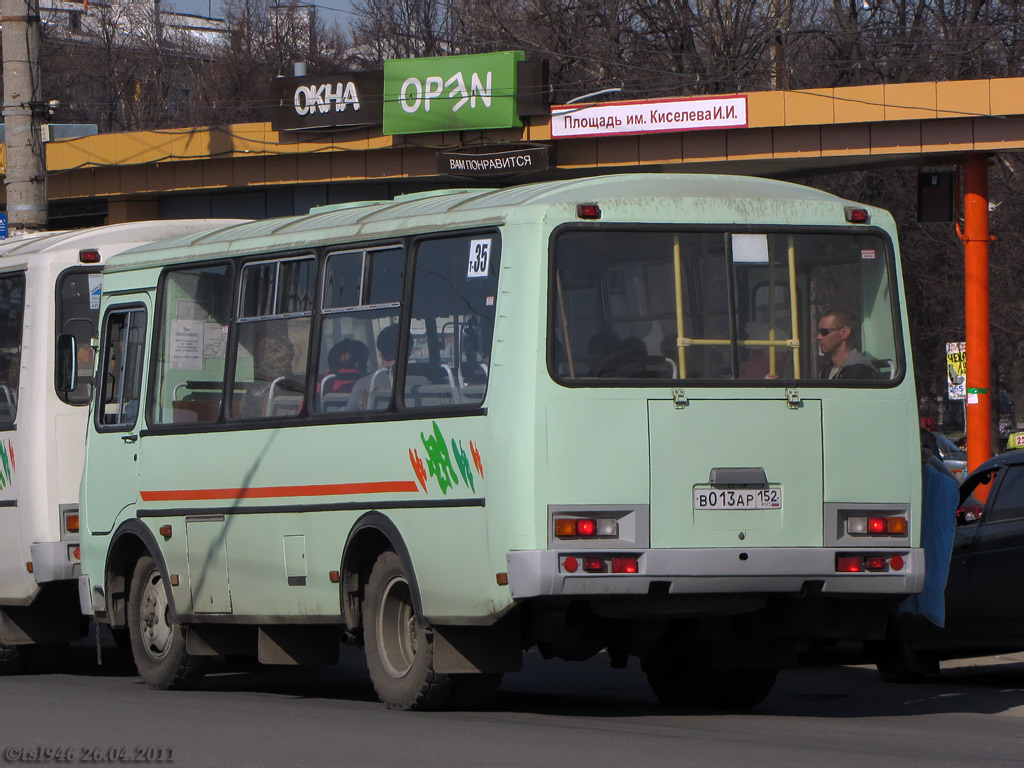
{"left": 87, "top": 301, "right": 149, "bottom": 536}
{"left": 649, "top": 234, "right": 823, "bottom": 550}
{"left": 0, "top": 270, "right": 26, "bottom": 599}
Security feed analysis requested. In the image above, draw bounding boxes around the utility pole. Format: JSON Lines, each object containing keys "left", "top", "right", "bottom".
{"left": 961, "top": 154, "right": 993, "bottom": 474}
{"left": 2, "top": 0, "right": 48, "bottom": 232}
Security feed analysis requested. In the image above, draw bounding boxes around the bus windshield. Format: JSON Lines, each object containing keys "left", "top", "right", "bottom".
{"left": 552, "top": 228, "right": 900, "bottom": 383}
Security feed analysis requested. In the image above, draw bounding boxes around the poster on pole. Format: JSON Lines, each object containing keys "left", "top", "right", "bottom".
{"left": 946, "top": 341, "right": 966, "bottom": 400}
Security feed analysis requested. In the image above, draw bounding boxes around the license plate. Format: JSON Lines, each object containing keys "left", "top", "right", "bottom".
{"left": 693, "top": 487, "right": 782, "bottom": 510}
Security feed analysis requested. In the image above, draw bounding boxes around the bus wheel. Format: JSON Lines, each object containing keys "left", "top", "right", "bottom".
{"left": 642, "top": 651, "right": 777, "bottom": 709}
{"left": 871, "top": 621, "right": 933, "bottom": 683}
{"left": 128, "top": 555, "right": 205, "bottom": 690}
{"left": 700, "top": 668, "right": 778, "bottom": 709}
{"left": 363, "top": 551, "right": 453, "bottom": 711}
{"left": 0, "top": 641, "right": 30, "bottom": 675}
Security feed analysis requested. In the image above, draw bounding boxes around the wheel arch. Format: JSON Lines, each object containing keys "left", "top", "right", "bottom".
{"left": 340, "top": 511, "right": 422, "bottom": 633}
{"left": 104, "top": 519, "right": 171, "bottom": 629}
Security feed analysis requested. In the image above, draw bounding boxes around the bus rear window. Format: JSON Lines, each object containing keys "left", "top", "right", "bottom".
{"left": 56, "top": 269, "right": 102, "bottom": 405}
{"left": 552, "top": 229, "right": 900, "bottom": 384}
{"left": 0, "top": 273, "right": 25, "bottom": 424}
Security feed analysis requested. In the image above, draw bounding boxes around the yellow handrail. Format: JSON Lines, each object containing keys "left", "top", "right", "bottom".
{"left": 787, "top": 235, "right": 801, "bottom": 378}
{"left": 673, "top": 234, "right": 686, "bottom": 378}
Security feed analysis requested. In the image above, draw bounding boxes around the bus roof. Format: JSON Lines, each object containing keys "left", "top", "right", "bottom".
{"left": 102, "top": 174, "right": 889, "bottom": 273}
{"left": 0, "top": 219, "right": 248, "bottom": 265}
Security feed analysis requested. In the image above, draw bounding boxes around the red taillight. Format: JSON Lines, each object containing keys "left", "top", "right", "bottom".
{"left": 889, "top": 555, "right": 905, "bottom": 571}
{"left": 72, "top": 546, "right": 81, "bottom": 561}
{"left": 79, "top": 248, "right": 101, "bottom": 263}
{"left": 836, "top": 556, "right": 863, "bottom": 572}
{"left": 868, "top": 517, "right": 886, "bottom": 533}
{"left": 845, "top": 207, "right": 870, "bottom": 223}
{"left": 611, "top": 557, "right": 638, "bottom": 574}
{"left": 562, "top": 556, "right": 579, "bottom": 573}
{"left": 582, "top": 557, "right": 606, "bottom": 573}
{"left": 577, "top": 203, "right": 602, "bottom": 220}
{"left": 576, "top": 519, "right": 597, "bottom": 537}
{"left": 864, "top": 556, "right": 888, "bottom": 571}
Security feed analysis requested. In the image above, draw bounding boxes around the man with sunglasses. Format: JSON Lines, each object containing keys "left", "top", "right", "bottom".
{"left": 816, "top": 308, "right": 878, "bottom": 380}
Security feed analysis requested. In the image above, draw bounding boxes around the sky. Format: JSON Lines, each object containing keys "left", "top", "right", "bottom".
{"left": 165, "top": 0, "right": 358, "bottom": 31}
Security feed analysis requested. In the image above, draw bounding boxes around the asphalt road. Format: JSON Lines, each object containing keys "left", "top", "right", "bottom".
{"left": 2, "top": 640, "right": 1024, "bottom": 767}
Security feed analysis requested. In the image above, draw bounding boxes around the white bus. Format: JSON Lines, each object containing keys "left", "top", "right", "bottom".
{"left": 0, "top": 220, "right": 245, "bottom": 672}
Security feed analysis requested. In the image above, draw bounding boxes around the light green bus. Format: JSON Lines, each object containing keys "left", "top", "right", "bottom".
{"left": 78, "top": 174, "right": 922, "bottom": 710}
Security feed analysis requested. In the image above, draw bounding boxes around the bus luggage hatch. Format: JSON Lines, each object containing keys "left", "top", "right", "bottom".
{"left": 648, "top": 398, "right": 823, "bottom": 549}
{"left": 185, "top": 517, "right": 233, "bottom": 614}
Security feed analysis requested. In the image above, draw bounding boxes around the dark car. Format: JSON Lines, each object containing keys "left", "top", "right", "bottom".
{"left": 932, "top": 432, "right": 967, "bottom": 482}
{"left": 871, "top": 448, "right": 1024, "bottom": 680}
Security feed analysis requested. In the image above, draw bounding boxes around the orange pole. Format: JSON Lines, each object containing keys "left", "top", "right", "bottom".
{"left": 962, "top": 153, "right": 992, "bottom": 474}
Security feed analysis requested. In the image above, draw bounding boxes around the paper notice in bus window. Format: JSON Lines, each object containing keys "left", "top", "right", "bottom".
{"left": 467, "top": 239, "right": 492, "bottom": 278}
{"left": 203, "top": 323, "right": 227, "bottom": 359}
{"left": 731, "top": 234, "right": 769, "bottom": 263}
{"left": 176, "top": 298, "right": 204, "bottom": 321}
{"left": 170, "top": 320, "right": 203, "bottom": 370}
{"left": 861, "top": 249, "right": 876, "bottom": 260}
{"left": 88, "top": 274, "right": 103, "bottom": 310}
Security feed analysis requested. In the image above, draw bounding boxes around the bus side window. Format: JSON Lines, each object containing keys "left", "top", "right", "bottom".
{"left": 151, "top": 265, "right": 233, "bottom": 425}
{"left": 404, "top": 234, "right": 500, "bottom": 409}
{"left": 230, "top": 257, "right": 315, "bottom": 421}
{"left": 317, "top": 246, "right": 403, "bottom": 415}
{"left": 98, "top": 307, "right": 147, "bottom": 429}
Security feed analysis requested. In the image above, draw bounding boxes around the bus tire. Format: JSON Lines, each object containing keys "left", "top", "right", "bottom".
{"left": 128, "top": 555, "right": 205, "bottom": 690}
{"left": 642, "top": 651, "right": 777, "bottom": 710}
{"left": 702, "top": 668, "right": 778, "bottom": 709}
{"left": 870, "top": 618, "right": 935, "bottom": 683}
{"left": 0, "top": 641, "right": 30, "bottom": 675}
{"left": 363, "top": 551, "right": 453, "bottom": 711}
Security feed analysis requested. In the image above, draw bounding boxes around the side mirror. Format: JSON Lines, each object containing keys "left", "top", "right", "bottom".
{"left": 56, "top": 334, "right": 78, "bottom": 392}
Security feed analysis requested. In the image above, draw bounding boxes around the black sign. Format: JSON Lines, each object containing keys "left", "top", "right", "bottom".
{"left": 270, "top": 72, "right": 384, "bottom": 132}
{"left": 917, "top": 170, "right": 955, "bottom": 223}
{"left": 437, "top": 145, "right": 552, "bottom": 178}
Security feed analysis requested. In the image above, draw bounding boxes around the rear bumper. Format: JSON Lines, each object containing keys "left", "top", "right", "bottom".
{"left": 30, "top": 541, "right": 80, "bottom": 583}
{"left": 506, "top": 547, "right": 924, "bottom": 599}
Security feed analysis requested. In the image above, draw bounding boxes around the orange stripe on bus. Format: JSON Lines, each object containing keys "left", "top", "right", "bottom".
{"left": 140, "top": 480, "right": 420, "bottom": 502}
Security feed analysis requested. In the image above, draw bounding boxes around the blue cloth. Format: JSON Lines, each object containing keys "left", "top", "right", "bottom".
{"left": 897, "top": 462, "right": 959, "bottom": 627}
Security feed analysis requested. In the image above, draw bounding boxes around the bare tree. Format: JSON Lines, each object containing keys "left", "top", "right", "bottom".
{"left": 348, "top": 0, "right": 451, "bottom": 65}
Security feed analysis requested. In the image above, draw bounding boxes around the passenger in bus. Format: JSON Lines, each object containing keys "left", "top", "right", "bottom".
{"left": 816, "top": 309, "right": 878, "bottom": 380}
{"left": 0, "top": 353, "right": 17, "bottom": 397}
{"left": 345, "top": 325, "right": 399, "bottom": 411}
{"left": 319, "top": 338, "right": 369, "bottom": 394}
{"left": 239, "top": 335, "right": 296, "bottom": 418}
{"left": 586, "top": 331, "right": 622, "bottom": 376}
